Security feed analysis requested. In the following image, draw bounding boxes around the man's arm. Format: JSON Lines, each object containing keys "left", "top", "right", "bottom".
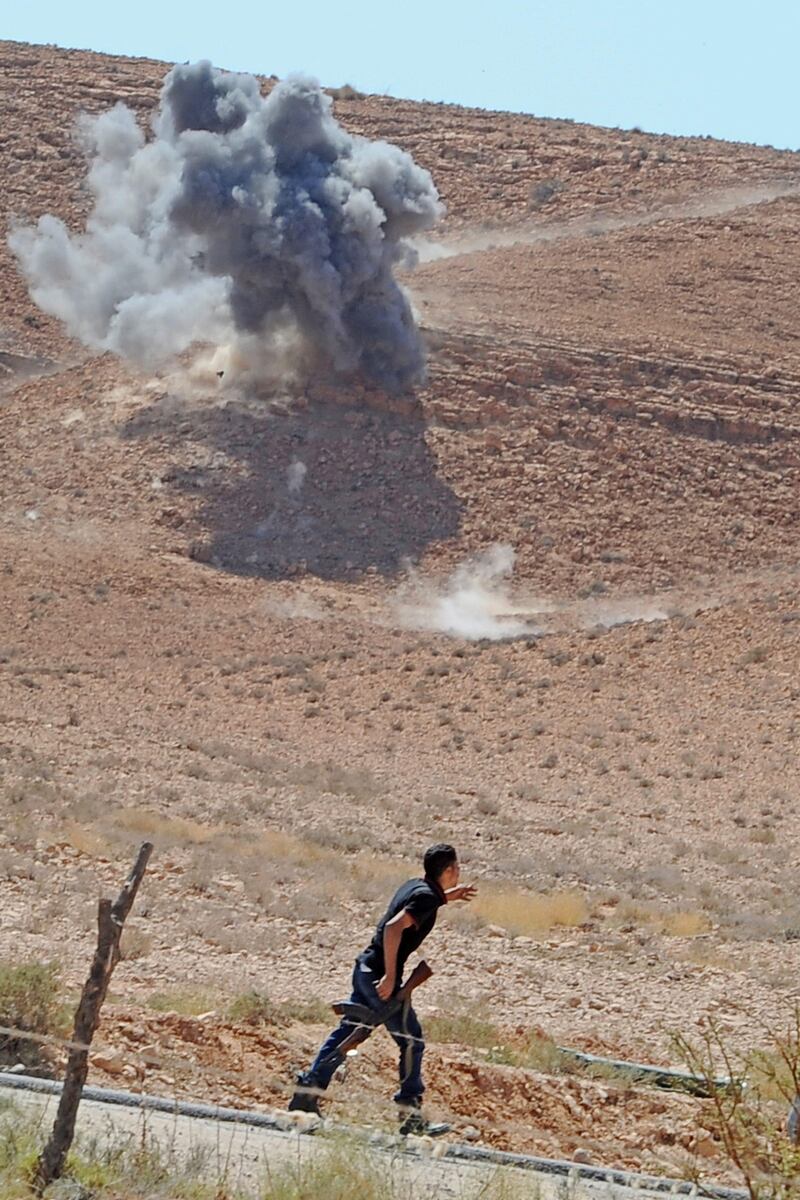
{"left": 444, "top": 884, "right": 477, "bottom": 903}
{"left": 377, "top": 909, "right": 416, "bottom": 1001}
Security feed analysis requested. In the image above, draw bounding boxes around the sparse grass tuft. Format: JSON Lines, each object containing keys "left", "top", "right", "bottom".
{"left": 113, "top": 809, "right": 218, "bottom": 845}
{"left": 283, "top": 998, "right": 331, "bottom": 1025}
{"left": 660, "top": 910, "right": 712, "bottom": 938}
{"left": 5, "top": 1107, "right": 533, "bottom": 1200}
{"left": 147, "top": 988, "right": 220, "bottom": 1016}
{"left": 426, "top": 1010, "right": 499, "bottom": 1050}
{"left": 427, "top": 1010, "right": 563, "bottom": 1073}
{"left": 257, "top": 829, "right": 333, "bottom": 865}
{"left": 62, "top": 822, "right": 111, "bottom": 857}
{"left": 227, "top": 990, "right": 283, "bottom": 1025}
{"left": 228, "top": 991, "right": 329, "bottom": 1027}
{"left": 473, "top": 887, "right": 588, "bottom": 936}
{"left": 615, "top": 901, "right": 712, "bottom": 938}
{"left": 738, "top": 645, "right": 769, "bottom": 667}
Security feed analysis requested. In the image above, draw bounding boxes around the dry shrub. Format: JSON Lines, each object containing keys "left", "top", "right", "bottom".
{"left": 473, "top": 887, "right": 588, "bottom": 936}
{"left": 350, "top": 854, "right": 408, "bottom": 888}
{"left": 705, "top": 840, "right": 748, "bottom": 868}
{"left": 616, "top": 900, "right": 711, "bottom": 938}
{"left": 0, "top": 851, "right": 38, "bottom": 881}
{"left": 63, "top": 793, "right": 108, "bottom": 823}
{"left": 442, "top": 904, "right": 484, "bottom": 933}
{"left": 203, "top": 913, "right": 281, "bottom": 953}
{"left": 661, "top": 910, "right": 712, "bottom": 938}
{"left": 305, "top": 823, "right": 387, "bottom": 854}
{"left": 329, "top": 83, "right": 364, "bottom": 101}
{"left": 674, "top": 1012, "right": 800, "bottom": 1197}
{"left": 112, "top": 808, "right": 218, "bottom": 846}
{"left": 679, "top": 943, "right": 735, "bottom": 970}
{"left": 489, "top": 1027, "right": 565, "bottom": 1073}
{"left": 257, "top": 829, "right": 333, "bottom": 866}
{"left": 62, "top": 822, "right": 110, "bottom": 857}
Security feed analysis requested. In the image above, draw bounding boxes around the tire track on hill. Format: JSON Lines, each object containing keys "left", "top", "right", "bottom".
{"left": 413, "top": 178, "right": 800, "bottom": 262}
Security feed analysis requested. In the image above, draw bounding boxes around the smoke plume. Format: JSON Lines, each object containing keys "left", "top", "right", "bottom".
{"left": 9, "top": 62, "right": 443, "bottom": 389}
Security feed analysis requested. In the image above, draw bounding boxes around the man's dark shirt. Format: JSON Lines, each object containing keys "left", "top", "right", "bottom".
{"left": 360, "top": 877, "right": 446, "bottom": 979}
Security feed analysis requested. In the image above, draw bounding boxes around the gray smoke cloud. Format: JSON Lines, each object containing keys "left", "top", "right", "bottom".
{"left": 9, "top": 61, "right": 443, "bottom": 389}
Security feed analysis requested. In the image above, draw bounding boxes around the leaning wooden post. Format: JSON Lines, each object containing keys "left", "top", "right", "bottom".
{"left": 33, "top": 841, "right": 153, "bottom": 1194}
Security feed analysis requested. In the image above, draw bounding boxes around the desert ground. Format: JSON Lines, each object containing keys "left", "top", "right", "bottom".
{"left": 1, "top": 40, "right": 799, "bottom": 1185}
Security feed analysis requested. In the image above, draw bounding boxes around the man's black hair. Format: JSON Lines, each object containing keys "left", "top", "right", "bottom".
{"left": 423, "top": 843, "right": 457, "bottom": 881}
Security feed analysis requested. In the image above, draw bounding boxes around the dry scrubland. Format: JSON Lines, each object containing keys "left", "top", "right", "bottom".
{"left": 1, "top": 39, "right": 800, "bottom": 1185}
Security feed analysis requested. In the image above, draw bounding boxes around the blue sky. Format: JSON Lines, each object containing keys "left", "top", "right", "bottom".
{"left": 5, "top": 1, "right": 798, "bottom": 149}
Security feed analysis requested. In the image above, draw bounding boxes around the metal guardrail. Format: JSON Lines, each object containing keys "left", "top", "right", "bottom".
{"left": 555, "top": 1048, "right": 740, "bottom": 1098}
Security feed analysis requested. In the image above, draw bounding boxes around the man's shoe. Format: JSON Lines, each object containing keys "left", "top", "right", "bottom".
{"left": 288, "top": 1075, "right": 322, "bottom": 1116}
{"left": 397, "top": 1108, "right": 450, "bottom": 1137}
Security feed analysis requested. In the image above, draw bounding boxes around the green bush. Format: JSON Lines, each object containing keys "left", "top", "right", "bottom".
{"left": 0, "top": 960, "right": 64, "bottom": 1071}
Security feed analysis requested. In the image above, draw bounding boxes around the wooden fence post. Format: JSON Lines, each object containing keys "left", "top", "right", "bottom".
{"left": 33, "top": 841, "right": 153, "bottom": 1193}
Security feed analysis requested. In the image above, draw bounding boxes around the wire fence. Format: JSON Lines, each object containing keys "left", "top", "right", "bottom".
{"left": 0, "top": 1017, "right": 754, "bottom": 1200}
{"left": 0, "top": 1013, "right": 460, "bottom": 1134}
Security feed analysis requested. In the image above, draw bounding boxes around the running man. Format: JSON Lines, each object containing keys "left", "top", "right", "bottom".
{"left": 288, "top": 842, "right": 476, "bottom": 1134}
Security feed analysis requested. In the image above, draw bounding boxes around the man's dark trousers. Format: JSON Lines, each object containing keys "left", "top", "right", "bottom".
{"left": 298, "top": 957, "right": 425, "bottom": 1103}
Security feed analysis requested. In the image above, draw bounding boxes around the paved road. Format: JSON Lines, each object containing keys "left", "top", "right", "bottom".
{"left": 0, "top": 1077, "right": 740, "bottom": 1200}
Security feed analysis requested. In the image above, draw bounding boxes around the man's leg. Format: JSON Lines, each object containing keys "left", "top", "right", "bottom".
{"left": 386, "top": 1000, "right": 425, "bottom": 1106}
{"left": 387, "top": 1003, "right": 449, "bottom": 1136}
{"left": 289, "top": 962, "right": 378, "bottom": 1113}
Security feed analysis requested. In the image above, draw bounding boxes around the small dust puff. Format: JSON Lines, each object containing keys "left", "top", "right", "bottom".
{"left": 286, "top": 460, "right": 307, "bottom": 495}
{"left": 431, "top": 1140, "right": 448, "bottom": 1160}
{"left": 281, "top": 1108, "right": 319, "bottom": 1128}
{"left": 294, "top": 1112, "right": 320, "bottom": 1134}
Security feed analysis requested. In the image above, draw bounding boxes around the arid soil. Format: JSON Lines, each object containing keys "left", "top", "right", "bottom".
{"left": 1, "top": 40, "right": 799, "bottom": 1186}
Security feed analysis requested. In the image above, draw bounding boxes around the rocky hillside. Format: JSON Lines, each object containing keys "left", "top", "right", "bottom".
{"left": 1, "top": 39, "right": 799, "bottom": 1183}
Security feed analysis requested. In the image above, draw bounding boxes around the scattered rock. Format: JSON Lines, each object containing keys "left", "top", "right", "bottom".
{"left": 91, "top": 1050, "right": 125, "bottom": 1076}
